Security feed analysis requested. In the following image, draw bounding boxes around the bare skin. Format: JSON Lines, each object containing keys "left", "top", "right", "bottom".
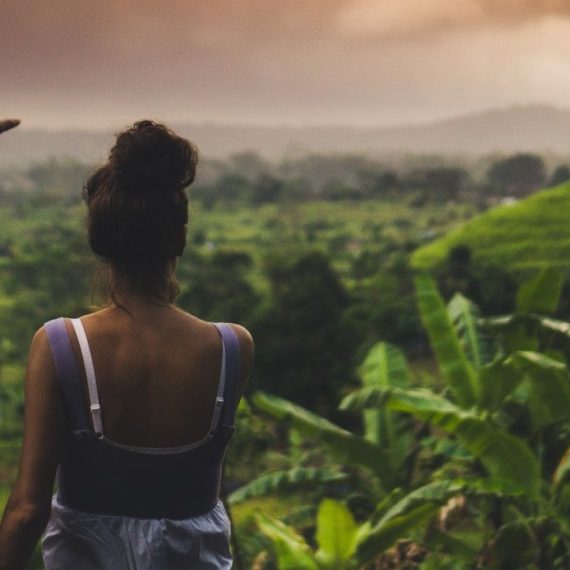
{"left": 0, "top": 244, "right": 254, "bottom": 566}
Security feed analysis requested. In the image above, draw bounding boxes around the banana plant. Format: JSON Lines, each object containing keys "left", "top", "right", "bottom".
{"left": 342, "top": 383, "right": 540, "bottom": 494}
{"left": 340, "top": 270, "right": 570, "bottom": 565}
{"left": 256, "top": 483, "right": 468, "bottom": 569}
{"left": 358, "top": 342, "right": 413, "bottom": 478}
{"left": 447, "top": 292, "right": 495, "bottom": 370}
{"left": 229, "top": 467, "right": 347, "bottom": 504}
{"left": 344, "top": 273, "right": 570, "bottom": 493}
{"left": 232, "top": 341, "right": 415, "bottom": 506}
{"left": 256, "top": 499, "right": 359, "bottom": 569}
{"left": 250, "top": 390, "right": 394, "bottom": 490}
{"left": 415, "top": 274, "right": 479, "bottom": 407}
{"left": 231, "top": 344, "right": 424, "bottom": 568}
{"left": 482, "top": 267, "right": 566, "bottom": 354}
{"left": 249, "top": 268, "right": 570, "bottom": 565}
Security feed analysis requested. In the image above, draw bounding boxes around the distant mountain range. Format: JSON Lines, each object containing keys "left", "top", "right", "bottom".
{"left": 3, "top": 104, "right": 570, "bottom": 165}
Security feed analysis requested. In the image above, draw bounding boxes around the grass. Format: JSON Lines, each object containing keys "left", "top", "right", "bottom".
{"left": 411, "top": 182, "right": 570, "bottom": 274}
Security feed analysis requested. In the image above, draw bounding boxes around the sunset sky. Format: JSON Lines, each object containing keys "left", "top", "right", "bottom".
{"left": 4, "top": 0, "right": 570, "bottom": 129}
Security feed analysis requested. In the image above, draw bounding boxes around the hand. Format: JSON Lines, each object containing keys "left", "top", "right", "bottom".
{"left": 0, "top": 119, "right": 21, "bottom": 135}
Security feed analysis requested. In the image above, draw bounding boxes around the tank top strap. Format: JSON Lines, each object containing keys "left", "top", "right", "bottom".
{"left": 44, "top": 317, "right": 91, "bottom": 434}
{"left": 212, "top": 323, "right": 241, "bottom": 430}
{"left": 70, "top": 318, "right": 103, "bottom": 437}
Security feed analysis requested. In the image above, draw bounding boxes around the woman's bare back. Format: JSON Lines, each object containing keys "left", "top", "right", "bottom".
{"left": 65, "top": 305, "right": 253, "bottom": 448}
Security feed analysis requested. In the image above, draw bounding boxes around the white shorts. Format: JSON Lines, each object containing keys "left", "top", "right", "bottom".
{"left": 42, "top": 494, "right": 233, "bottom": 569}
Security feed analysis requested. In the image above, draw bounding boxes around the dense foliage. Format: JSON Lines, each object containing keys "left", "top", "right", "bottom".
{"left": 248, "top": 270, "right": 570, "bottom": 568}
{"left": 1, "top": 154, "right": 570, "bottom": 568}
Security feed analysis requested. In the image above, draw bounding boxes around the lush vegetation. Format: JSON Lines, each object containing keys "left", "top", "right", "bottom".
{"left": 412, "top": 182, "right": 570, "bottom": 273}
{"left": 2, "top": 152, "right": 570, "bottom": 568}
{"left": 240, "top": 268, "right": 570, "bottom": 568}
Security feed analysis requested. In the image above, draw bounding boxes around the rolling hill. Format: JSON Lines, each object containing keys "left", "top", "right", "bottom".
{"left": 411, "top": 182, "right": 570, "bottom": 274}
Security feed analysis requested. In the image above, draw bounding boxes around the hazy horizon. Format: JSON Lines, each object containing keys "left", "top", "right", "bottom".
{"left": 4, "top": 1, "right": 570, "bottom": 130}
{"left": 7, "top": 103, "right": 568, "bottom": 132}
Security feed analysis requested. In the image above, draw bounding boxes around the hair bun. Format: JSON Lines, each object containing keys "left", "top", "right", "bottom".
{"left": 109, "top": 120, "right": 197, "bottom": 194}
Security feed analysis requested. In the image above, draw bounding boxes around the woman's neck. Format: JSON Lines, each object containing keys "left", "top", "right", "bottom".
{"left": 109, "top": 262, "right": 176, "bottom": 314}
{"left": 113, "top": 288, "right": 171, "bottom": 308}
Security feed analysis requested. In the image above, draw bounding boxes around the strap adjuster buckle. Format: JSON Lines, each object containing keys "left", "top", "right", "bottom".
{"left": 215, "top": 396, "right": 224, "bottom": 407}
{"left": 90, "top": 404, "right": 101, "bottom": 412}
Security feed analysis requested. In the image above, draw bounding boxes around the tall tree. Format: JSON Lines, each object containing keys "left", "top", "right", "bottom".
{"left": 253, "top": 251, "right": 354, "bottom": 416}
{"left": 486, "top": 153, "right": 546, "bottom": 197}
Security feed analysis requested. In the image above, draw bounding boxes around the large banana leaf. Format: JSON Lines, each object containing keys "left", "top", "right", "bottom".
{"left": 252, "top": 391, "right": 393, "bottom": 484}
{"left": 477, "top": 358, "right": 522, "bottom": 411}
{"left": 447, "top": 293, "right": 495, "bottom": 370}
{"left": 375, "top": 480, "right": 464, "bottom": 524}
{"left": 360, "top": 342, "right": 409, "bottom": 390}
{"left": 415, "top": 274, "right": 477, "bottom": 407}
{"left": 255, "top": 512, "right": 319, "bottom": 569}
{"left": 340, "top": 386, "right": 539, "bottom": 497}
{"left": 354, "top": 480, "right": 463, "bottom": 565}
{"left": 510, "top": 351, "right": 570, "bottom": 427}
{"left": 229, "top": 467, "right": 347, "bottom": 504}
{"left": 358, "top": 342, "right": 412, "bottom": 474}
{"left": 516, "top": 267, "right": 563, "bottom": 314}
{"left": 315, "top": 499, "right": 358, "bottom": 568}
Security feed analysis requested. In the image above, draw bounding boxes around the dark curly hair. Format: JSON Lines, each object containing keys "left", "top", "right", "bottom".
{"left": 84, "top": 120, "right": 198, "bottom": 307}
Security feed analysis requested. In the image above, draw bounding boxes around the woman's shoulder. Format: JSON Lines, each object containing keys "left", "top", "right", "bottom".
{"left": 170, "top": 310, "right": 254, "bottom": 394}
{"left": 171, "top": 307, "right": 254, "bottom": 348}
{"left": 226, "top": 323, "right": 254, "bottom": 351}
{"left": 192, "top": 319, "right": 254, "bottom": 394}
{"left": 198, "top": 318, "right": 254, "bottom": 364}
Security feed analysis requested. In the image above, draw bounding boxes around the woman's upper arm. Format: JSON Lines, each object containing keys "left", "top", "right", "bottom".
{"left": 9, "top": 326, "right": 64, "bottom": 512}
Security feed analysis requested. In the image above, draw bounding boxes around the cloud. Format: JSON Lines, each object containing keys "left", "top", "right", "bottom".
{"left": 337, "top": 0, "right": 570, "bottom": 39}
{"left": 337, "top": 0, "right": 484, "bottom": 38}
{"left": 489, "top": 0, "right": 570, "bottom": 18}
{"left": 4, "top": 0, "right": 570, "bottom": 128}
